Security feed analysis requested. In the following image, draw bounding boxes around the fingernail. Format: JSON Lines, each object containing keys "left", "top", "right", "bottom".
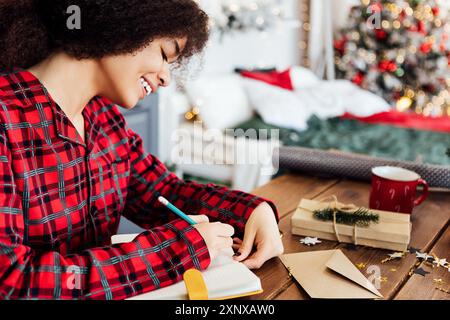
{"left": 233, "top": 252, "right": 241, "bottom": 257}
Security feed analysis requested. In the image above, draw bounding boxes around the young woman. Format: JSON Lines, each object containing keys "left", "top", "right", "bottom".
{"left": 0, "top": 0, "right": 283, "bottom": 300}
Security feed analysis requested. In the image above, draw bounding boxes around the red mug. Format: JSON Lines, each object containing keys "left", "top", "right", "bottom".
{"left": 369, "top": 166, "right": 429, "bottom": 214}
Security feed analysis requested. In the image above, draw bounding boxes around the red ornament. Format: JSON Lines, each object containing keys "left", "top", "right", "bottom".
{"left": 423, "top": 84, "right": 435, "bottom": 93}
{"left": 375, "top": 29, "right": 387, "bottom": 40}
{"left": 352, "top": 72, "right": 365, "bottom": 86}
{"left": 431, "top": 7, "right": 440, "bottom": 16}
{"left": 417, "top": 21, "right": 427, "bottom": 35}
{"left": 378, "top": 60, "right": 397, "bottom": 72}
{"left": 369, "top": 2, "right": 383, "bottom": 13}
{"left": 408, "top": 25, "right": 418, "bottom": 32}
{"left": 334, "top": 37, "right": 347, "bottom": 55}
{"left": 419, "top": 42, "right": 432, "bottom": 54}
{"left": 392, "top": 91, "right": 402, "bottom": 100}
{"left": 399, "top": 10, "right": 406, "bottom": 20}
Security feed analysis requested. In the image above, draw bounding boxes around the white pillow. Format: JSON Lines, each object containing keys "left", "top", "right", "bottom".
{"left": 241, "top": 78, "right": 312, "bottom": 131}
{"left": 184, "top": 74, "right": 253, "bottom": 130}
{"left": 330, "top": 80, "right": 391, "bottom": 117}
{"left": 290, "top": 66, "right": 321, "bottom": 90}
{"left": 293, "top": 80, "right": 390, "bottom": 119}
{"left": 241, "top": 78, "right": 390, "bottom": 132}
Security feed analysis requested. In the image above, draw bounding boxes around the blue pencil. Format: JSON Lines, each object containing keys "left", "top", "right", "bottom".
{"left": 158, "top": 196, "right": 197, "bottom": 225}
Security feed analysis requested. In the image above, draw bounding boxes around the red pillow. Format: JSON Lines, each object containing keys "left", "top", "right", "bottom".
{"left": 342, "top": 111, "right": 450, "bottom": 133}
{"left": 240, "top": 68, "right": 294, "bottom": 91}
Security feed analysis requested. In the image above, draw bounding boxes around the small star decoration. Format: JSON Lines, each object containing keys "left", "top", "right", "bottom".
{"left": 433, "top": 279, "right": 445, "bottom": 285}
{"left": 415, "top": 252, "right": 433, "bottom": 261}
{"left": 376, "top": 276, "right": 388, "bottom": 283}
{"left": 413, "top": 268, "right": 430, "bottom": 277}
{"left": 355, "top": 263, "right": 367, "bottom": 270}
{"left": 344, "top": 243, "right": 358, "bottom": 251}
{"left": 433, "top": 258, "right": 448, "bottom": 268}
{"left": 389, "top": 252, "right": 405, "bottom": 259}
{"left": 381, "top": 249, "right": 450, "bottom": 283}
{"left": 382, "top": 252, "right": 405, "bottom": 263}
{"left": 408, "top": 247, "right": 421, "bottom": 254}
{"left": 300, "top": 237, "right": 322, "bottom": 246}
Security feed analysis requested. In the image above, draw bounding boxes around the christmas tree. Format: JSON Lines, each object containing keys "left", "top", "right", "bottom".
{"left": 334, "top": 0, "right": 450, "bottom": 117}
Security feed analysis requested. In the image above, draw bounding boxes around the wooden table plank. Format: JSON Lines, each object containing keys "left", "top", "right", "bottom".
{"left": 251, "top": 174, "right": 339, "bottom": 219}
{"left": 256, "top": 176, "right": 450, "bottom": 300}
{"left": 394, "top": 225, "right": 450, "bottom": 300}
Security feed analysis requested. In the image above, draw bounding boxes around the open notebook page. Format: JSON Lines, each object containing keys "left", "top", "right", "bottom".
{"left": 111, "top": 234, "right": 262, "bottom": 300}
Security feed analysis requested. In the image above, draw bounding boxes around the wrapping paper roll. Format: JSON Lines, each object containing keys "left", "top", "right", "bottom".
{"left": 275, "top": 146, "right": 450, "bottom": 189}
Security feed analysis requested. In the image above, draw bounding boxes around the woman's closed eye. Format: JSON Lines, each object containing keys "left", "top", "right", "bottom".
{"left": 161, "top": 49, "right": 168, "bottom": 62}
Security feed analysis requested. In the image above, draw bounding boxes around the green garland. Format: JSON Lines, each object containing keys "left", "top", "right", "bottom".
{"left": 313, "top": 207, "right": 379, "bottom": 227}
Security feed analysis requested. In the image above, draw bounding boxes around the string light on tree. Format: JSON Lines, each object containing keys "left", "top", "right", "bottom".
{"left": 335, "top": 0, "right": 450, "bottom": 117}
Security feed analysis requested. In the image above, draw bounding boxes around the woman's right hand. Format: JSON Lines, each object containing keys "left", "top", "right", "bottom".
{"left": 189, "top": 215, "right": 234, "bottom": 260}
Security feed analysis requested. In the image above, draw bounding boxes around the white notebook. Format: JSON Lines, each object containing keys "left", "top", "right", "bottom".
{"left": 111, "top": 234, "right": 263, "bottom": 300}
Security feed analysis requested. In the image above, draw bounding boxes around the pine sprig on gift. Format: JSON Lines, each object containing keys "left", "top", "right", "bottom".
{"left": 313, "top": 207, "right": 380, "bottom": 227}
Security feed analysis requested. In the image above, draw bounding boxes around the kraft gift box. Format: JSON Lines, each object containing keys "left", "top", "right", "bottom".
{"left": 291, "top": 199, "right": 411, "bottom": 252}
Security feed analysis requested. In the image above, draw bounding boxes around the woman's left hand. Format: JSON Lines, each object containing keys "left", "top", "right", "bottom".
{"left": 233, "top": 202, "right": 284, "bottom": 269}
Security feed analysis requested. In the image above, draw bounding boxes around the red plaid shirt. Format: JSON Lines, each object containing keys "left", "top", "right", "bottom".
{"left": 0, "top": 70, "right": 278, "bottom": 300}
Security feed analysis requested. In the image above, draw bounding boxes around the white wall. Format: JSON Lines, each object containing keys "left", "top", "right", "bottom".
{"left": 331, "top": 0, "right": 359, "bottom": 29}
{"left": 199, "top": 0, "right": 300, "bottom": 75}
{"left": 198, "top": 0, "right": 358, "bottom": 76}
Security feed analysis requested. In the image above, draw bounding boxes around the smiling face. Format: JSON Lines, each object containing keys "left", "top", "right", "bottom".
{"left": 96, "top": 37, "right": 187, "bottom": 108}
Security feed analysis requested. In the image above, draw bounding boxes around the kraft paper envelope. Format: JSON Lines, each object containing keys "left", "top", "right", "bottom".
{"left": 280, "top": 250, "right": 383, "bottom": 299}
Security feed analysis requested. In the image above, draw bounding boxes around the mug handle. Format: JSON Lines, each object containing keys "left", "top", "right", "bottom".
{"left": 414, "top": 179, "right": 429, "bottom": 206}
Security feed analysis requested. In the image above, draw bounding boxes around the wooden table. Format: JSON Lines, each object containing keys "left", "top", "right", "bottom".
{"left": 246, "top": 173, "right": 450, "bottom": 300}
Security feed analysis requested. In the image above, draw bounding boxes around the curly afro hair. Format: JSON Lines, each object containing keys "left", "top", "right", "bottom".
{"left": 0, "top": 0, "right": 210, "bottom": 71}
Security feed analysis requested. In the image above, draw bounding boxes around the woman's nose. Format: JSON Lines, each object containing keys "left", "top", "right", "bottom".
{"left": 158, "top": 64, "right": 171, "bottom": 87}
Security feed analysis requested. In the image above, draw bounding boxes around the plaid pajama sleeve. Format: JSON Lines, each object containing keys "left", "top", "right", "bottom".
{"left": 121, "top": 126, "right": 280, "bottom": 240}
{"left": 0, "top": 128, "right": 210, "bottom": 300}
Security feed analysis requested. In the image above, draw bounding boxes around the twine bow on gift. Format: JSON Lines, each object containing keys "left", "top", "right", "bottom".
{"left": 298, "top": 195, "right": 380, "bottom": 246}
